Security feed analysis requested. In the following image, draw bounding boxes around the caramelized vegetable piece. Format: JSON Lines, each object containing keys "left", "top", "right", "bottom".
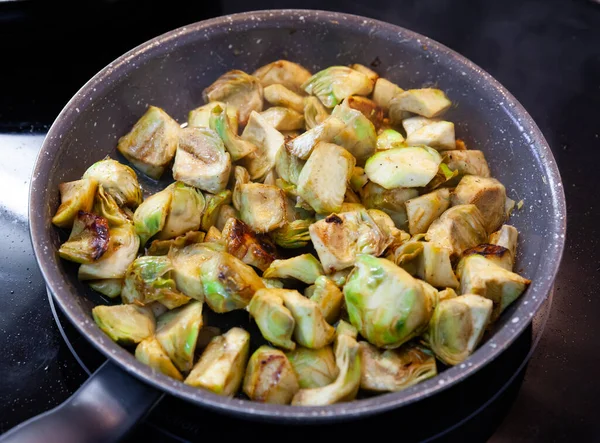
{"left": 359, "top": 342, "right": 437, "bottom": 392}
{"left": 253, "top": 60, "right": 312, "bottom": 95}
{"left": 442, "top": 150, "right": 491, "bottom": 178}
{"left": 343, "top": 254, "right": 434, "bottom": 348}
{"left": 188, "top": 102, "right": 238, "bottom": 132}
{"left": 92, "top": 304, "right": 155, "bottom": 345}
{"left": 239, "top": 183, "right": 286, "bottom": 233}
{"left": 59, "top": 211, "right": 109, "bottom": 264}
{"left": 389, "top": 88, "right": 451, "bottom": 119}
{"left": 221, "top": 217, "right": 277, "bottom": 271}
{"left": 88, "top": 278, "right": 123, "bottom": 298}
{"left": 303, "top": 96, "right": 330, "bottom": 130}
{"left": 428, "top": 294, "right": 493, "bottom": 365}
{"left": 216, "top": 204, "right": 238, "bottom": 231}
{"left": 93, "top": 185, "right": 131, "bottom": 227}
{"left": 456, "top": 255, "right": 531, "bottom": 321}
{"left": 155, "top": 300, "right": 203, "bottom": 372}
{"left": 451, "top": 175, "right": 507, "bottom": 234}
{"left": 147, "top": 231, "right": 205, "bottom": 256}
{"left": 275, "top": 145, "right": 306, "bottom": 185}
{"left": 135, "top": 337, "right": 183, "bottom": 381}
{"left": 78, "top": 223, "right": 140, "bottom": 280}
{"left": 260, "top": 107, "right": 305, "bottom": 131}
{"left": 405, "top": 188, "right": 451, "bottom": 235}
{"left": 203, "top": 70, "right": 263, "bottom": 125}
{"left": 158, "top": 182, "right": 205, "bottom": 240}
{"left": 331, "top": 101, "right": 377, "bottom": 164}
{"left": 133, "top": 186, "right": 172, "bottom": 245}
{"left": 169, "top": 242, "right": 222, "bottom": 301}
{"left": 52, "top": 178, "right": 98, "bottom": 228}
{"left": 417, "top": 242, "right": 459, "bottom": 289}
{"left": 365, "top": 146, "right": 442, "bottom": 189}
{"left": 297, "top": 142, "right": 355, "bottom": 214}
{"left": 279, "top": 289, "right": 335, "bottom": 349}
{"left": 302, "top": 66, "right": 373, "bottom": 108}
{"left": 463, "top": 244, "right": 512, "bottom": 271}
{"left": 309, "top": 276, "right": 344, "bottom": 323}
{"left": 117, "top": 106, "right": 180, "bottom": 179}
{"left": 262, "top": 253, "right": 324, "bottom": 284}
{"left": 360, "top": 182, "right": 418, "bottom": 230}
{"left": 404, "top": 117, "right": 456, "bottom": 151}
{"left": 270, "top": 219, "right": 313, "bottom": 248}
{"left": 248, "top": 288, "right": 296, "bottom": 351}
{"left": 264, "top": 84, "right": 306, "bottom": 113}
{"left": 372, "top": 78, "right": 404, "bottom": 111}
{"left": 287, "top": 346, "right": 339, "bottom": 389}
{"left": 239, "top": 111, "right": 285, "bottom": 181}
{"left": 83, "top": 158, "right": 142, "bottom": 208}
{"left": 173, "top": 127, "right": 232, "bottom": 194}
{"left": 243, "top": 346, "right": 300, "bottom": 404}
{"left": 201, "top": 190, "right": 232, "bottom": 232}
{"left": 349, "top": 64, "right": 379, "bottom": 83}
{"left": 200, "top": 251, "right": 265, "bottom": 313}
{"left": 291, "top": 334, "right": 361, "bottom": 406}
{"left": 185, "top": 327, "right": 250, "bottom": 396}
{"left": 376, "top": 129, "right": 405, "bottom": 151}
{"left": 286, "top": 116, "right": 345, "bottom": 159}
{"left": 210, "top": 104, "right": 257, "bottom": 161}
{"left": 488, "top": 224, "right": 519, "bottom": 271}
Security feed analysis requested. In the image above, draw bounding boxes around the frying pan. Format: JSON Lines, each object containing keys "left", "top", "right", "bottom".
{"left": 3, "top": 9, "right": 565, "bottom": 443}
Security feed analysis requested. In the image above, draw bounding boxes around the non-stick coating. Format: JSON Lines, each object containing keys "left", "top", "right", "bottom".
{"left": 29, "top": 10, "right": 565, "bottom": 422}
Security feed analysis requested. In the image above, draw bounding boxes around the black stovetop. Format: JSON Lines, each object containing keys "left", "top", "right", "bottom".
{"left": 1, "top": 0, "right": 599, "bottom": 441}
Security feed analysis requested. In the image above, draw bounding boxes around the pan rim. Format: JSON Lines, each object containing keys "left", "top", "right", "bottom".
{"left": 29, "top": 8, "right": 566, "bottom": 421}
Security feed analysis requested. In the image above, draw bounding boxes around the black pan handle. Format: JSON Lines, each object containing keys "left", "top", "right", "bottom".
{"left": 0, "top": 361, "right": 162, "bottom": 443}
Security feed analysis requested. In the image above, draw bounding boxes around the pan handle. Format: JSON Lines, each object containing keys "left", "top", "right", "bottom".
{"left": 0, "top": 360, "right": 162, "bottom": 443}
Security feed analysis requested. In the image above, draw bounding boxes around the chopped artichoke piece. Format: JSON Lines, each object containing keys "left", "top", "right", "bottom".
{"left": 58, "top": 211, "right": 109, "bottom": 264}
{"left": 205, "top": 226, "right": 223, "bottom": 243}
{"left": 83, "top": 158, "right": 142, "bottom": 208}
{"left": 387, "top": 236, "right": 425, "bottom": 276}
{"left": 309, "top": 210, "right": 391, "bottom": 272}
{"left": 173, "top": 127, "right": 232, "bottom": 194}
{"left": 442, "top": 150, "right": 491, "bottom": 178}
{"left": 52, "top": 178, "right": 98, "bottom": 228}
{"left": 117, "top": 106, "right": 180, "bottom": 179}
{"left": 463, "top": 244, "right": 512, "bottom": 271}
{"left": 185, "top": 327, "right": 250, "bottom": 396}
{"left": 428, "top": 294, "right": 493, "bottom": 365}
{"left": 262, "top": 278, "right": 284, "bottom": 289}
{"left": 121, "top": 255, "right": 190, "bottom": 309}
{"left": 93, "top": 185, "right": 131, "bottom": 227}
{"left": 200, "top": 251, "right": 264, "bottom": 313}
{"left": 426, "top": 204, "right": 487, "bottom": 259}
{"left": 155, "top": 300, "right": 203, "bottom": 372}
{"left": 188, "top": 102, "right": 238, "bottom": 132}
{"left": 405, "top": 188, "right": 451, "bottom": 235}
{"left": 92, "top": 304, "right": 155, "bottom": 345}
{"left": 291, "top": 333, "right": 361, "bottom": 405}
{"left": 200, "top": 189, "right": 232, "bottom": 232}
{"left": 416, "top": 242, "right": 459, "bottom": 289}
{"left": 232, "top": 166, "right": 250, "bottom": 211}
{"left": 359, "top": 341, "right": 437, "bottom": 392}
{"left": 259, "top": 107, "right": 305, "bottom": 131}
{"left": 270, "top": 218, "right": 313, "bottom": 248}
{"left": 372, "top": 78, "right": 404, "bottom": 111}
{"left": 147, "top": 230, "right": 205, "bottom": 256}
{"left": 262, "top": 253, "right": 324, "bottom": 284}
{"left": 169, "top": 242, "right": 222, "bottom": 301}
{"left": 216, "top": 204, "right": 238, "bottom": 231}
{"left": 302, "top": 66, "right": 373, "bottom": 108}
{"left": 239, "top": 111, "right": 285, "bottom": 180}
{"left": 210, "top": 104, "right": 257, "bottom": 161}
{"left": 135, "top": 337, "right": 183, "bottom": 381}
{"left": 79, "top": 223, "right": 140, "bottom": 280}
{"left": 360, "top": 181, "right": 418, "bottom": 230}
{"left": 457, "top": 255, "right": 531, "bottom": 320}
{"left": 88, "top": 278, "right": 123, "bottom": 298}
{"left": 389, "top": 88, "right": 452, "bottom": 119}
{"left": 425, "top": 163, "right": 460, "bottom": 192}
{"left": 349, "top": 64, "right": 379, "bottom": 83}
{"left": 243, "top": 346, "right": 300, "bottom": 404}
{"left": 344, "top": 254, "right": 434, "bottom": 348}
{"left": 336, "top": 319, "right": 358, "bottom": 340}
{"left": 248, "top": 288, "right": 296, "bottom": 351}
{"left": 365, "top": 146, "right": 442, "bottom": 189}
{"left": 133, "top": 186, "right": 172, "bottom": 245}
{"left": 310, "top": 276, "right": 343, "bottom": 323}
{"left": 329, "top": 268, "right": 353, "bottom": 287}
{"left": 158, "top": 182, "right": 205, "bottom": 240}
{"left": 489, "top": 224, "right": 519, "bottom": 271}
{"left": 221, "top": 217, "right": 277, "bottom": 271}
{"left": 239, "top": 183, "right": 286, "bottom": 233}
{"left": 203, "top": 70, "right": 263, "bottom": 125}
{"left": 286, "top": 116, "right": 345, "bottom": 160}
{"left": 287, "top": 346, "right": 339, "bottom": 389}
{"left": 452, "top": 175, "right": 507, "bottom": 234}
{"left": 263, "top": 84, "right": 305, "bottom": 113}
{"left": 331, "top": 102, "right": 377, "bottom": 164}
{"left": 280, "top": 289, "right": 335, "bottom": 349}
{"left": 404, "top": 118, "right": 456, "bottom": 151}
{"left": 303, "top": 96, "right": 330, "bottom": 130}
{"left": 275, "top": 145, "right": 306, "bottom": 185}
{"left": 344, "top": 95, "right": 384, "bottom": 130}
{"left": 349, "top": 167, "right": 368, "bottom": 192}
{"left": 297, "top": 142, "right": 355, "bottom": 214}
{"left": 376, "top": 129, "right": 405, "bottom": 151}
{"left": 437, "top": 287, "right": 458, "bottom": 303}
{"left": 253, "top": 60, "right": 312, "bottom": 95}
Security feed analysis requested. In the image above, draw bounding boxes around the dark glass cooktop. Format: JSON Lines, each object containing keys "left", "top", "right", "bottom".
{"left": 1, "top": 0, "right": 599, "bottom": 441}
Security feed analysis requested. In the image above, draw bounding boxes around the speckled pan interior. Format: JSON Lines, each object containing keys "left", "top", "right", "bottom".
{"left": 29, "top": 10, "right": 565, "bottom": 422}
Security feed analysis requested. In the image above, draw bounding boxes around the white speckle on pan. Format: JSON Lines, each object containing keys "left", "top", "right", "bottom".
{"left": 511, "top": 317, "right": 519, "bottom": 324}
